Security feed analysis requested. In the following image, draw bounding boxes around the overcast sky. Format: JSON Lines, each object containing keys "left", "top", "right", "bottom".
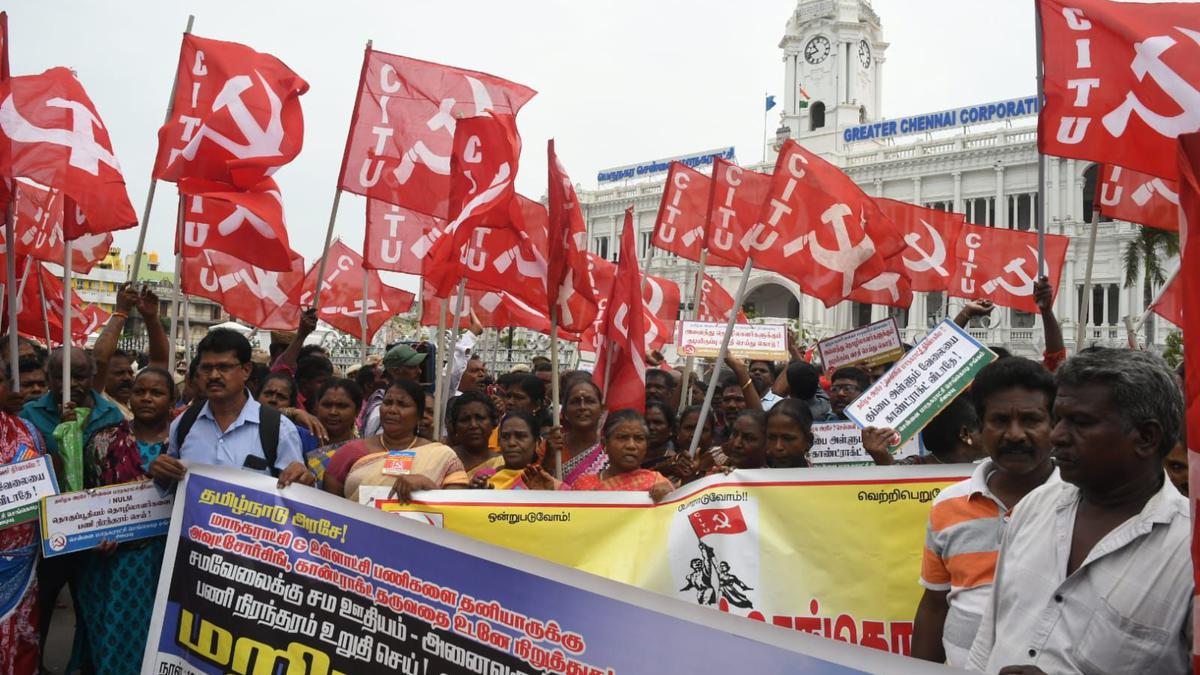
{"left": 9, "top": 0, "right": 1037, "bottom": 283}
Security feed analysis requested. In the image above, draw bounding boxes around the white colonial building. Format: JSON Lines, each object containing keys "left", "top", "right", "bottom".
{"left": 577, "top": 0, "right": 1174, "bottom": 358}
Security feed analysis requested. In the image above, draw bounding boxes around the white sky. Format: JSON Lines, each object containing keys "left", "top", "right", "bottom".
{"left": 8, "top": 0, "right": 1037, "bottom": 277}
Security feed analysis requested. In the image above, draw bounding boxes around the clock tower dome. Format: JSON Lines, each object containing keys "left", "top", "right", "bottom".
{"left": 776, "top": 0, "right": 888, "bottom": 158}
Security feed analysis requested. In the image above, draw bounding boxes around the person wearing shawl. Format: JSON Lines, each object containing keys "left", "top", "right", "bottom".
{"left": 572, "top": 409, "right": 673, "bottom": 502}
{"left": 545, "top": 379, "right": 607, "bottom": 483}
{"left": 469, "top": 411, "right": 563, "bottom": 491}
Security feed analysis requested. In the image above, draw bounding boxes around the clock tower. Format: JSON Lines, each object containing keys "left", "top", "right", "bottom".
{"left": 777, "top": 0, "right": 887, "bottom": 159}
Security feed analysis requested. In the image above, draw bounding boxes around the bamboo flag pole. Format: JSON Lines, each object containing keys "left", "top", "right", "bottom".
{"left": 677, "top": 251, "right": 707, "bottom": 414}
{"left": 36, "top": 270, "right": 50, "bottom": 349}
{"left": 687, "top": 259, "right": 753, "bottom": 459}
{"left": 549, "top": 304, "right": 562, "bottom": 480}
{"left": 168, "top": 197, "right": 184, "bottom": 362}
{"left": 1033, "top": 2, "right": 1047, "bottom": 272}
{"left": 431, "top": 299, "right": 448, "bottom": 438}
{"left": 61, "top": 241, "right": 73, "bottom": 409}
{"left": 4, "top": 194, "right": 16, "bottom": 390}
{"left": 1075, "top": 206, "right": 1101, "bottom": 352}
{"left": 359, "top": 268, "right": 369, "bottom": 365}
{"left": 130, "top": 14, "right": 194, "bottom": 282}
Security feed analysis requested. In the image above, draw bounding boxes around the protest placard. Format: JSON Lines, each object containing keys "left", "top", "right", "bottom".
{"left": 146, "top": 466, "right": 953, "bottom": 674}
{"left": 844, "top": 319, "right": 996, "bottom": 447}
{"left": 817, "top": 318, "right": 904, "bottom": 371}
{"left": 0, "top": 456, "right": 58, "bottom": 529}
{"left": 677, "top": 321, "right": 788, "bottom": 360}
{"left": 808, "top": 421, "right": 923, "bottom": 466}
{"left": 41, "top": 479, "right": 173, "bottom": 557}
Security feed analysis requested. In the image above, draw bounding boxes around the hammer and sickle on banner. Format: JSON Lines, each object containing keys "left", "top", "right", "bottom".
{"left": 1103, "top": 27, "right": 1200, "bottom": 140}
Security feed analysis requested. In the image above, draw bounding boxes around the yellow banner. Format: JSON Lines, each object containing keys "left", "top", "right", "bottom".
{"left": 364, "top": 465, "right": 968, "bottom": 657}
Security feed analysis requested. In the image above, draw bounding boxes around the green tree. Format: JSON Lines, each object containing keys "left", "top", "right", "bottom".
{"left": 1122, "top": 225, "right": 1179, "bottom": 345}
{"left": 1162, "top": 331, "right": 1183, "bottom": 369}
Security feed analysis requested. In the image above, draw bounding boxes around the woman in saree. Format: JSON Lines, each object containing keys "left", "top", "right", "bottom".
{"left": 447, "top": 391, "right": 501, "bottom": 479}
{"left": 572, "top": 409, "right": 673, "bottom": 502}
{"left": 326, "top": 378, "right": 468, "bottom": 503}
{"left": 77, "top": 367, "right": 174, "bottom": 674}
{"left": 305, "top": 379, "right": 363, "bottom": 491}
{"left": 764, "top": 399, "right": 815, "bottom": 469}
{"left": 0, "top": 364, "right": 47, "bottom": 674}
{"left": 715, "top": 409, "right": 769, "bottom": 472}
{"left": 545, "top": 379, "right": 607, "bottom": 483}
{"left": 468, "top": 411, "right": 562, "bottom": 490}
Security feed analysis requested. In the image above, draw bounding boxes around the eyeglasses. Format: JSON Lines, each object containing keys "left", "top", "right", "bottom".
{"left": 830, "top": 384, "right": 862, "bottom": 394}
{"left": 197, "top": 362, "right": 243, "bottom": 376}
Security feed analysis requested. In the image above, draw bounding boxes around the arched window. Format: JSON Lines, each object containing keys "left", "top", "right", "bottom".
{"left": 810, "top": 101, "right": 826, "bottom": 130}
{"left": 1081, "top": 163, "right": 1113, "bottom": 223}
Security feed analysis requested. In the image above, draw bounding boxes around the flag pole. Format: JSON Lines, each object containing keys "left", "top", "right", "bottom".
{"left": 4, "top": 193, "right": 16, "bottom": 391}
{"left": 182, "top": 278, "right": 191, "bottom": 364}
{"left": 62, "top": 240, "right": 73, "bottom": 410}
{"left": 359, "top": 267, "right": 369, "bottom": 365}
{"left": 130, "top": 14, "right": 194, "bottom": 282}
{"left": 548, "top": 306, "right": 563, "bottom": 480}
{"left": 687, "top": 258, "right": 753, "bottom": 459}
{"left": 677, "top": 251, "right": 707, "bottom": 415}
{"left": 1033, "top": 0, "right": 1047, "bottom": 272}
{"left": 1075, "top": 205, "right": 1101, "bottom": 352}
{"left": 439, "top": 279, "right": 468, "bottom": 439}
{"left": 431, "top": 298, "right": 448, "bottom": 439}
{"left": 36, "top": 269, "right": 50, "bottom": 349}
{"left": 1130, "top": 265, "right": 1180, "bottom": 340}
{"left": 762, "top": 92, "right": 769, "bottom": 164}
{"left": 168, "top": 196, "right": 184, "bottom": 364}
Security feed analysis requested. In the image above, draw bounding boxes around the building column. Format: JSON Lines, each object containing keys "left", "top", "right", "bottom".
{"left": 1047, "top": 157, "right": 1058, "bottom": 230}
{"left": 952, "top": 172, "right": 963, "bottom": 213}
{"left": 873, "top": 178, "right": 883, "bottom": 197}
{"left": 1066, "top": 159, "right": 1078, "bottom": 222}
{"left": 994, "top": 166, "right": 1005, "bottom": 230}
{"left": 784, "top": 52, "right": 797, "bottom": 115}
{"left": 912, "top": 176, "right": 922, "bottom": 205}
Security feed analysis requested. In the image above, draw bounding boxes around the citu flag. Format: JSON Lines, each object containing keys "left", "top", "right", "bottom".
{"left": 846, "top": 253, "right": 914, "bottom": 309}
{"left": 291, "top": 240, "right": 414, "bottom": 342}
{"left": 0, "top": 67, "right": 136, "bottom": 236}
{"left": 0, "top": 11, "right": 10, "bottom": 81}
{"left": 1148, "top": 271, "right": 1182, "bottom": 327}
{"left": 546, "top": 140, "right": 598, "bottom": 334}
{"left": 947, "top": 223, "right": 1070, "bottom": 314}
{"left": 418, "top": 281, "right": 562, "bottom": 337}
{"left": 424, "top": 113, "right": 522, "bottom": 299}
{"left": 363, "top": 198, "right": 445, "bottom": 275}
{"left": 578, "top": 255, "right": 679, "bottom": 355}
{"left": 1098, "top": 163, "right": 1179, "bottom": 231}
{"left": 707, "top": 156, "right": 769, "bottom": 268}
{"left": 176, "top": 177, "right": 294, "bottom": 272}
{"left": 875, "top": 198, "right": 965, "bottom": 293}
{"left": 154, "top": 34, "right": 309, "bottom": 188}
{"left": 697, "top": 273, "right": 748, "bottom": 324}
{"left": 180, "top": 246, "right": 305, "bottom": 331}
{"left": 2, "top": 261, "right": 106, "bottom": 344}
{"left": 593, "top": 209, "right": 647, "bottom": 416}
{"left": 750, "top": 139, "right": 896, "bottom": 307}
{"left": 688, "top": 506, "right": 748, "bottom": 538}
{"left": 652, "top": 161, "right": 712, "bottom": 264}
{"left": 7, "top": 180, "right": 111, "bottom": 273}
{"left": 1037, "top": 0, "right": 1200, "bottom": 179}
{"left": 1175, "top": 131, "right": 1200, "bottom": 675}
{"left": 338, "top": 48, "right": 535, "bottom": 220}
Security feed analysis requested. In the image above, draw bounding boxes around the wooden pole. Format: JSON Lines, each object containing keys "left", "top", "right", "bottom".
{"left": 36, "top": 268, "right": 50, "bottom": 349}
{"left": 61, "top": 240, "right": 73, "bottom": 409}
{"left": 678, "top": 251, "right": 708, "bottom": 414}
{"left": 687, "top": 259, "right": 753, "bottom": 459}
{"left": 359, "top": 267, "right": 369, "bottom": 365}
{"left": 1034, "top": 2, "right": 1047, "bottom": 271}
{"left": 1075, "top": 207, "right": 1101, "bottom": 352}
{"left": 4, "top": 194, "right": 16, "bottom": 390}
{"left": 130, "top": 14, "right": 195, "bottom": 282}
{"left": 549, "top": 305, "right": 562, "bottom": 480}
{"left": 168, "top": 197, "right": 184, "bottom": 364}
{"left": 431, "top": 299, "right": 448, "bottom": 438}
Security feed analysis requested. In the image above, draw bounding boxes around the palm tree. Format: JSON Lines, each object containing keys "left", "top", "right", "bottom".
{"left": 1122, "top": 225, "right": 1180, "bottom": 345}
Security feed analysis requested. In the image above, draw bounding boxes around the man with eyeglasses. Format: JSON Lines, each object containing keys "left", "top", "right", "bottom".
{"left": 828, "top": 367, "right": 871, "bottom": 420}
{"left": 150, "top": 328, "right": 312, "bottom": 488}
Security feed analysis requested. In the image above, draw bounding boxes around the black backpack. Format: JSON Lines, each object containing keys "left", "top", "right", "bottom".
{"left": 173, "top": 403, "right": 282, "bottom": 478}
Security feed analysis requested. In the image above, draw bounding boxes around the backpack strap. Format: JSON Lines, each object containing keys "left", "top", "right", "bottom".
{"left": 173, "top": 403, "right": 205, "bottom": 454}
{"left": 258, "top": 405, "right": 281, "bottom": 478}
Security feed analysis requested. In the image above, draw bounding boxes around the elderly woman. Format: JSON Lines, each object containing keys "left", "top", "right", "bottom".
{"left": 469, "top": 411, "right": 562, "bottom": 490}
{"left": 0, "top": 364, "right": 47, "bottom": 674}
{"left": 764, "top": 399, "right": 815, "bottom": 468}
{"left": 326, "top": 379, "right": 468, "bottom": 503}
{"left": 546, "top": 379, "right": 607, "bottom": 483}
{"left": 78, "top": 367, "right": 175, "bottom": 674}
{"left": 718, "top": 409, "right": 768, "bottom": 471}
{"left": 572, "top": 409, "right": 673, "bottom": 501}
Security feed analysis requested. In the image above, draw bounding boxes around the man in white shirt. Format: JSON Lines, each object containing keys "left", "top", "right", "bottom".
{"left": 968, "top": 348, "right": 1192, "bottom": 674}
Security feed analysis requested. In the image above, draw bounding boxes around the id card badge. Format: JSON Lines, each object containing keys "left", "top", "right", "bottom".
{"left": 382, "top": 450, "right": 416, "bottom": 476}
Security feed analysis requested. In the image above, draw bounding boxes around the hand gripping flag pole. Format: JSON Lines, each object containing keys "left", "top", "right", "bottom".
{"left": 687, "top": 258, "right": 753, "bottom": 459}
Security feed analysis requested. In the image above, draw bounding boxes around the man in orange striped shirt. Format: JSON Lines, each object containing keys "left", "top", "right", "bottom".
{"left": 910, "top": 358, "right": 1059, "bottom": 667}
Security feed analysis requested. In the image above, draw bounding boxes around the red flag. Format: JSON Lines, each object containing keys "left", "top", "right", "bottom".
{"left": 642, "top": 273, "right": 681, "bottom": 351}
{"left": 181, "top": 248, "right": 304, "bottom": 330}
{"left": 177, "top": 178, "right": 294, "bottom": 271}
{"left": 364, "top": 199, "right": 444, "bottom": 274}
{"left": 1098, "top": 164, "right": 1179, "bottom": 231}
{"left": 294, "top": 241, "right": 414, "bottom": 341}
{"left": 0, "top": 68, "right": 136, "bottom": 235}
{"left": 1038, "top": 0, "right": 1200, "bottom": 179}
{"left": 1149, "top": 272, "right": 1183, "bottom": 326}
{"left": 338, "top": 49, "right": 535, "bottom": 219}
{"left": 707, "top": 157, "right": 769, "bottom": 268}
{"left": 751, "top": 139, "right": 895, "bottom": 307}
{"left": 7, "top": 181, "right": 111, "bottom": 272}
{"left": 688, "top": 506, "right": 748, "bottom": 538}
{"left": 7, "top": 263, "right": 103, "bottom": 343}
{"left": 948, "top": 223, "right": 1071, "bottom": 314}
{"left": 593, "top": 209, "right": 647, "bottom": 415}
{"left": 652, "top": 162, "right": 711, "bottom": 263}
{"left": 154, "top": 35, "right": 308, "bottom": 187}
{"left": 876, "top": 198, "right": 965, "bottom": 292}
{"left": 418, "top": 282, "right": 559, "bottom": 336}
{"left": 546, "top": 141, "right": 598, "bottom": 333}
{"left": 847, "top": 256, "right": 914, "bottom": 309}
{"left": 1176, "top": 135, "right": 1200, "bottom": 675}
{"left": 697, "top": 274, "right": 748, "bottom": 323}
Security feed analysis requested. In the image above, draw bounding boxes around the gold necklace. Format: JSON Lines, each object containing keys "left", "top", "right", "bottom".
{"left": 380, "top": 434, "right": 418, "bottom": 453}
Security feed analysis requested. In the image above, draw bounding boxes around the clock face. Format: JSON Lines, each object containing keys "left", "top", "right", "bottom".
{"left": 858, "top": 39, "right": 872, "bottom": 68}
{"left": 804, "top": 35, "right": 831, "bottom": 65}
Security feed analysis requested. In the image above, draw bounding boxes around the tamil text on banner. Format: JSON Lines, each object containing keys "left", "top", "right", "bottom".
{"left": 370, "top": 465, "right": 969, "bottom": 659}
{"left": 809, "top": 421, "right": 923, "bottom": 467}
{"left": 0, "top": 456, "right": 58, "bottom": 529}
{"left": 844, "top": 320, "right": 996, "bottom": 447}
{"left": 41, "top": 480, "right": 172, "bottom": 557}
{"left": 676, "top": 321, "right": 788, "bottom": 360}
{"left": 817, "top": 318, "right": 904, "bottom": 371}
{"left": 144, "top": 466, "right": 951, "bottom": 674}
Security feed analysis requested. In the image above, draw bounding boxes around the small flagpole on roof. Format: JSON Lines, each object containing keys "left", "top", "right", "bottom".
{"left": 129, "top": 14, "right": 195, "bottom": 283}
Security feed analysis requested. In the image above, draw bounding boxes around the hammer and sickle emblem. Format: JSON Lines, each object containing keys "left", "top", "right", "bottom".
{"left": 982, "top": 246, "right": 1048, "bottom": 296}
{"left": 1103, "top": 27, "right": 1200, "bottom": 140}
{"left": 902, "top": 220, "right": 949, "bottom": 276}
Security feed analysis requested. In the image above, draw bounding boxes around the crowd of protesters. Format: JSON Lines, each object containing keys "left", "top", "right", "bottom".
{"left": 0, "top": 277, "right": 1190, "bottom": 674}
